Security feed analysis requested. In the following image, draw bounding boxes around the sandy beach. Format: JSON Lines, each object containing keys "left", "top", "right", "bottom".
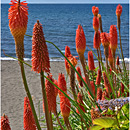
{"left": 1, "top": 60, "right": 129, "bottom": 129}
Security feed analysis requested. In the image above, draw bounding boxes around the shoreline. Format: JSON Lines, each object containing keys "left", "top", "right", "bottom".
{"left": 1, "top": 60, "right": 129, "bottom": 130}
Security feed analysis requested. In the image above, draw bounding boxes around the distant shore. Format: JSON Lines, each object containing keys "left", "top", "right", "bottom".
{"left": 1, "top": 60, "right": 129, "bottom": 130}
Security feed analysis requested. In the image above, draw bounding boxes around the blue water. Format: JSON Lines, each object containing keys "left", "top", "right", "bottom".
{"left": 1, "top": 4, "right": 129, "bottom": 60}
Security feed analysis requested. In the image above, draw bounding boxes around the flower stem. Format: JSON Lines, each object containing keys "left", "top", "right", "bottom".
{"left": 40, "top": 70, "right": 52, "bottom": 130}
{"left": 20, "top": 62, "right": 41, "bottom": 130}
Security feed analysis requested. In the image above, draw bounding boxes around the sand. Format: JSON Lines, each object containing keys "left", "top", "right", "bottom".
{"left": 1, "top": 60, "right": 129, "bottom": 130}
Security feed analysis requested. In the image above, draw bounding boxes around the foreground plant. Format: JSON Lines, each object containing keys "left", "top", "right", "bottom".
{"left": 8, "top": 0, "right": 41, "bottom": 129}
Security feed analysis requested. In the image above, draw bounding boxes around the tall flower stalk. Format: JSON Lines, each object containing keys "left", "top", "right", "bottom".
{"left": 75, "top": 25, "right": 93, "bottom": 95}
{"left": 32, "top": 20, "right": 52, "bottom": 130}
{"left": 116, "top": 5, "right": 126, "bottom": 72}
{"left": 8, "top": 1, "right": 41, "bottom": 129}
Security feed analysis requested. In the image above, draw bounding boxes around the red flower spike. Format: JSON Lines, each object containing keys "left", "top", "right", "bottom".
{"left": 108, "top": 47, "right": 113, "bottom": 67}
{"left": 1, "top": 114, "right": 11, "bottom": 130}
{"left": 76, "top": 66, "right": 83, "bottom": 87}
{"left": 76, "top": 93, "right": 85, "bottom": 114}
{"left": 90, "top": 81, "right": 95, "bottom": 96}
{"left": 32, "top": 20, "right": 50, "bottom": 73}
{"left": 65, "top": 46, "right": 71, "bottom": 75}
{"left": 116, "top": 4, "right": 122, "bottom": 17}
{"left": 92, "top": 6, "right": 99, "bottom": 16}
{"left": 54, "top": 80, "right": 58, "bottom": 97}
{"left": 93, "top": 31, "right": 101, "bottom": 49}
{"left": 88, "top": 51, "right": 95, "bottom": 71}
{"left": 100, "top": 32, "right": 110, "bottom": 48}
{"left": 60, "top": 95, "right": 71, "bottom": 121}
{"left": 97, "top": 87, "right": 102, "bottom": 100}
{"left": 24, "top": 97, "right": 36, "bottom": 130}
{"left": 93, "top": 16, "right": 99, "bottom": 32}
{"left": 95, "top": 69, "right": 101, "bottom": 85}
{"left": 67, "top": 54, "right": 78, "bottom": 68}
{"left": 43, "top": 74, "right": 56, "bottom": 113}
{"left": 116, "top": 56, "right": 119, "bottom": 65}
{"left": 127, "top": 85, "right": 129, "bottom": 97}
{"left": 75, "top": 25, "right": 86, "bottom": 57}
{"left": 118, "top": 83, "right": 125, "bottom": 97}
{"left": 8, "top": 0, "right": 28, "bottom": 59}
{"left": 109, "top": 25, "right": 118, "bottom": 52}
{"left": 58, "top": 73, "right": 67, "bottom": 97}
{"left": 102, "top": 91, "right": 109, "bottom": 100}
{"left": 103, "top": 72, "right": 112, "bottom": 94}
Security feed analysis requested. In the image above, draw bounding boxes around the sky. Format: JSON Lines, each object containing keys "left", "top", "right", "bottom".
{"left": 1, "top": 0, "right": 129, "bottom": 4}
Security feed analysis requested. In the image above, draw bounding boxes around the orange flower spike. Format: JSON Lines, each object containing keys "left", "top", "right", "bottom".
{"left": 65, "top": 46, "right": 71, "bottom": 75}
{"left": 23, "top": 97, "right": 36, "bottom": 130}
{"left": 108, "top": 47, "right": 113, "bottom": 67}
{"left": 1, "top": 114, "right": 11, "bottom": 130}
{"left": 92, "top": 6, "right": 99, "bottom": 16}
{"left": 76, "top": 93, "right": 85, "bottom": 114}
{"left": 67, "top": 55, "right": 78, "bottom": 68}
{"left": 75, "top": 25, "right": 86, "bottom": 58}
{"left": 58, "top": 73, "right": 67, "bottom": 97}
{"left": 90, "top": 81, "right": 95, "bottom": 96}
{"left": 43, "top": 74, "right": 56, "bottom": 113}
{"left": 60, "top": 95, "right": 71, "bottom": 122}
{"left": 97, "top": 87, "right": 102, "bottom": 101}
{"left": 32, "top": 20, "right": 50, "bottom": 73}
{"left": 93, "top": 31, "right": 101, "bottom": 49}
{"left": 116, "top": 4, "right": 122, "bottom": 17}
{"left": 116, "top": 56, "right": 119, "bottom": 65}
{"left": 95, "top": 69, "right": 101, "bottom": 85}
{"left": 88, "top": 51, "right": 95, "bottom": 71}
{"left": 109, "top": 25, "right": 118, "bottom": 53}
{"left": 103, "top": 72, "right": 112, "bottom": 94}
{"left": 93, "top": 16, "right": 99, "bottom": 32}
{"left": 54, "top": 80, "right": 58, "bottom": 97}
{"left": 100, "top": 32, "right": 110, "bottom": 48}
{"left": 8, "top": 0, "right": 28, "bottom": 59}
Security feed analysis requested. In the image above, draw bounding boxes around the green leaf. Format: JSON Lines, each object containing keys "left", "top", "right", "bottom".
{"left": 90, "top": 125, "right": 104, "bottom": 130}
{"left": 93, "top": 117, "right": 117, "bottom": 128}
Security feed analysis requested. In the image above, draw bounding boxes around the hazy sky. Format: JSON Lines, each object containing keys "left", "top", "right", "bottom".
{"left": 1, "top": 0, "right": 129, "bottom": 3}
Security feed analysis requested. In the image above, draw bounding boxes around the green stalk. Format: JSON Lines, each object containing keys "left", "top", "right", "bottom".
{"left": 40, "top": 71, "right": 52, "bottom": 130}
{"left": 20, "top": 62, "right": 41, "bottom": 130}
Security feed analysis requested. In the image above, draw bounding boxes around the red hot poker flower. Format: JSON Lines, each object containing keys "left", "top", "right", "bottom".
{"left": 75, "top": 25, "right": 86, "bottom": 58}
{"left": 23, "top": 97, "right": 36, "bottom": 130}
{"left": 100, "top": 32, "right": 110, "bottom": 48}
{"left": 58, "top": 73, "right": 67, "bottom": 97}
{"left": 67, "top": 54, "right": 78, "bottom": 68}
{"left": 8, "top": 0, "right": 28, "bottom": 59}
{"left": 108, "top": 47, "right": 113, "bottom": 67}
{"left": 90, "top": 81, "right": 95, "bottom": 96}
{"left": 95, "top": 69, "right": 101, "bottom": 85}
{"left": 109, "top": 25, "right": 118, "bottom": 53}
{"left": 54, "top": 80, "right": 58, "bottom": 97}
{"left": 1, "top": 114, "right": 11, "bottom": 130}
{"left": 32, "top": 20, "right": 50, "bottom": 73}
{"left": 93, "top": 16, "right": 99, "bottom": 32}
{"left": 88, "top": 51, "right": 95, "bottom": 71}
{"left": 116, "top": 4, "right": 122, "bottom": 17}
{"left": 97, "top": 87, "right": 102, "bottom": 101}
{"left": 92, "top": 6, "right": 99, "bottom": 16}
{"left": 118, "top": 83, "right": 125, "bottom": 97}
{"left": 60, "top": 95, "right": 71, "bottom": 122}
{"left": 76, "top": 66, "right": 83, "bottom": 87}
{"left": 43, "top": 74, "right": 56, "bottom": 113}
{"left": 65, "top": 46, "right": 71, "bottom": 75}
{"left": 93, "top": 31, "right": 101, "bottom": 49}
{"left": 76, "top": 93, "right": 85, "bottom": 114}
{"left": 103, "top": 72, "right": 112, "bottom": 94}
